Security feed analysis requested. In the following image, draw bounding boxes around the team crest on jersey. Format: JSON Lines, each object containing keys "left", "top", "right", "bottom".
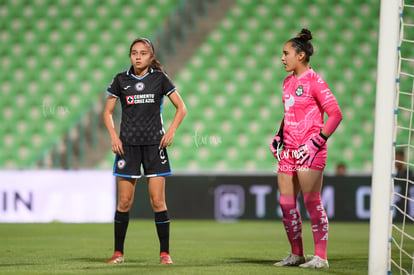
{"left": 135, "top": 82, "right": 145, "bottom": 91}
{"left": 117, "top": 159, "right": 126, "bottom": 169}
{"left": 295, "top": 85, "right": 304, "bottom": 96}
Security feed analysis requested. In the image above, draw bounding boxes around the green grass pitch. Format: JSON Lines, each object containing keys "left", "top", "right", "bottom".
{"left": 0, "top": 220, "right": 376, "bottom": 274}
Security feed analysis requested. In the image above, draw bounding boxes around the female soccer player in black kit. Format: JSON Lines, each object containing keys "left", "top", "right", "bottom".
{"left": 103, "top": 38, "right": 186, "bottom": 264}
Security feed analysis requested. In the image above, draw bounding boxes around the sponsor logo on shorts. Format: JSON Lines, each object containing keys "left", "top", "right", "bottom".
{"left": 159, "top": 147, "right": 167, "bottom": 165}
{"left": 117, "top": 159, "right": 126, "bottom": 169}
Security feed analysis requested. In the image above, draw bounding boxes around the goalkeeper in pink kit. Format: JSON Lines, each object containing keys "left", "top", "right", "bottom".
{"left": 270, "top": 28, "right": 343, "bottom": 269}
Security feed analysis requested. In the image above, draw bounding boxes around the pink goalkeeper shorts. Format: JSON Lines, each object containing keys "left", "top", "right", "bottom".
{"left": 277, "top": 146, "right": 327, "bottom": 177}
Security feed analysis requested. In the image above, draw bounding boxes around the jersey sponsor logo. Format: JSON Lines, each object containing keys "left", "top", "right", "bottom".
{"left": 295, "top": 85, "right": 303, "bottom": 96}
{"left": 284, "top": 94, "right": 295, "bottom": 111}
{"left": 126, "top": 95, "right": 134, "bottom": 105}
{"left": 123, "top": 85, "right": 131, "bottom": 90}
{"left": 117, "top": 159, "right": 126, "bottom": 169}
{"left": 135, "top": 82, "right": 145, "bottom": 91}
{"left": 125, "top": 94, "right": 155, "bottom": 104}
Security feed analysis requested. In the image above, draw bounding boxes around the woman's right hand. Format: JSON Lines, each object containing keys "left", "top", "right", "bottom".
{"left": 270, "top": 129, "right": 284, "bottom": 158}
{"left": 111, "top": 136, "right": 124, "bottom": 155}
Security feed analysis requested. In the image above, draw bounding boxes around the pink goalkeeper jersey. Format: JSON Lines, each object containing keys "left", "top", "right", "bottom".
{"left": 282, "top": 68, "right": 339, "bottom": 149}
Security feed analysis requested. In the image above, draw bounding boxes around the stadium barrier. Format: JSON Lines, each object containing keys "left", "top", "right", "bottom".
{"left": 2, "top": 172, "right": 410, "bottom": 223}
{"left": 130, "top": 174, "right": 411, "bottom": 222}
{"left": 0, "top": 171, "right": 115, "bottom": 223}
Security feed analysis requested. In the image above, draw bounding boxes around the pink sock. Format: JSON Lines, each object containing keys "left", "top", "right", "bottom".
{"left": 279, "top": 195, "right": 303, "bottom": 256}
{"left": 303, "top": 192, "right": 328, "bottom": 259}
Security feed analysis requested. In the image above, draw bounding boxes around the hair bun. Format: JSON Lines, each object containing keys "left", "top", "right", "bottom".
{"left": 298, "top": 28, "right": 313, "bottom": 42}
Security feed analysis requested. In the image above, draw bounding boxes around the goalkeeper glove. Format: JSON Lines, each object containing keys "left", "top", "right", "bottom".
{"left": 270, "top": 130, "right": 284, "bottom": 159}
{"left": 296, "top": 132, "right": 328, "bottom": 166}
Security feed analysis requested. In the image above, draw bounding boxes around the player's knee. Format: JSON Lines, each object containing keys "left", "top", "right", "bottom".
{"left": 303, "top": 192, "right": 321, "bottom": 206}
{"left": 117, "top": 196, "right": 133, "bottom": 212}
{"left": 279, "top": 194, "right": 297, "bottom": 211}
{"left": 150, "top": 198, "right": 166, "bottom": 212}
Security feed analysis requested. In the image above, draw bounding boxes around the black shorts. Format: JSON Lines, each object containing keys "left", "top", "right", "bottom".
{"left": 113, "top": 144, "right": 172, "bottom": 178}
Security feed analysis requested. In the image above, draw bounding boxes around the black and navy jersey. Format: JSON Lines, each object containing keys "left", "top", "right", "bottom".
{"left": 106, "top": 66, "right": 176, "bottom": 145}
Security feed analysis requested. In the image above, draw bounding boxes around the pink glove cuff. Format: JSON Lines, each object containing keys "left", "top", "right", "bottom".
{"left": 312, "top": 133, "right": 327, "bottom": 149}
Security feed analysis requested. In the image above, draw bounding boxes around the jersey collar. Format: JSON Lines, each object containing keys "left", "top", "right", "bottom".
{"left": 126, "top": 66, "right": 153, "bottom": 80}
{"left": 293, "top": 67, "right": 314, "bottom": 80}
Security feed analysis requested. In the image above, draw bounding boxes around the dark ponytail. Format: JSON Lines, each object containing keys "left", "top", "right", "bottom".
{"left": 288, "top": 28, "right": 314, "bottom": 62}
{"left": 150, "top": 59, "right": 166, "bottom": 74}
